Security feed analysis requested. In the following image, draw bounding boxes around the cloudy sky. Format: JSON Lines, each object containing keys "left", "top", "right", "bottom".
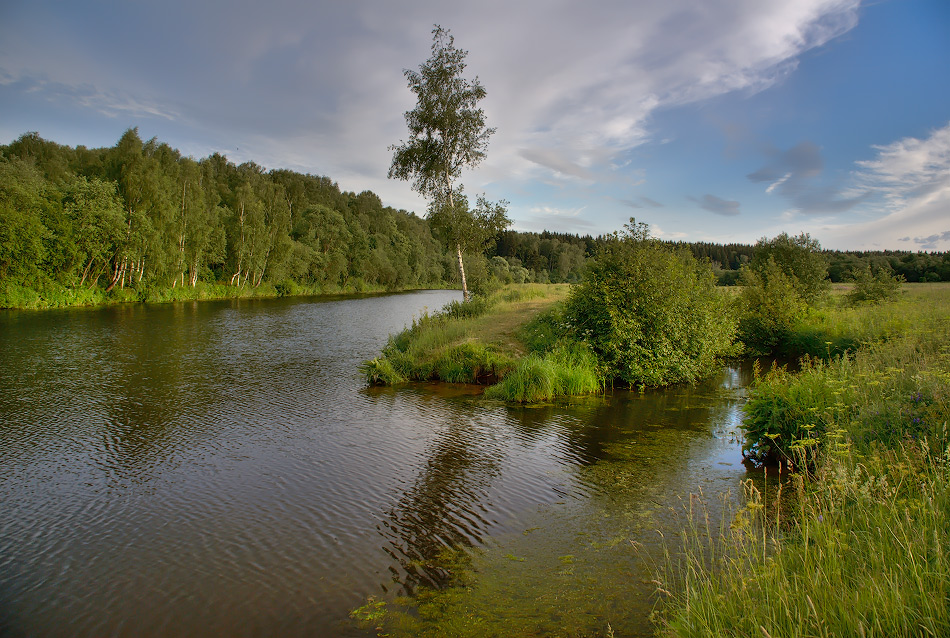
{"left": 2, "top": 0, "right": 948, "bottom": 250}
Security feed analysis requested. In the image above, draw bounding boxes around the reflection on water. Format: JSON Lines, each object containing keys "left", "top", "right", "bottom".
{"left": 0, "top": 292, "right": 755, "bottom": 637}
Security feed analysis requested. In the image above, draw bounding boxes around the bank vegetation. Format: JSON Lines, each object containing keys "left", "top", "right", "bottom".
{"left": 362, "top": 219, "right": 948, "bottom": 637}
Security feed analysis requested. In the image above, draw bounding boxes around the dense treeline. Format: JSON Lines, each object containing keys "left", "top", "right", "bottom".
{"left": 825, "top": 249, "right": 950, "bottom": 283}
{"left": 0, "top": 130, "right": 460, "bottom": 305}
{"left": 3, "top": 131, "right": 948, "bottom": 309}
{"left": 490, "top": 230, "right": 594, "bottom": 283}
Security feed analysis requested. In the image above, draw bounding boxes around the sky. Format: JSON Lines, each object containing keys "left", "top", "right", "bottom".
{"left": 1, "top": 0, "right": 948, "bottom": 250}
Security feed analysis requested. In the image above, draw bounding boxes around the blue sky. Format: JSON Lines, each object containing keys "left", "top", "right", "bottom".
{"left": 1, "top": 0, "right": 948, "bottom": 250}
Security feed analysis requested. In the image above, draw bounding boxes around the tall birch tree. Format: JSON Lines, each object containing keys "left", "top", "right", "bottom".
{"left": 389, "top": 25, "right": 507, "bottom": 300}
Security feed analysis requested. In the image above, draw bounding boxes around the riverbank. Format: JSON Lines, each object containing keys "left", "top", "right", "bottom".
{"left": 0, "top": 279, "right": 456, "bottom": 310}
{"left": 360, "top": 283, "right": 576, "bottom": 390}
{"left": 654, "top": 283, "right": 950, "bottom": 637}
{"left": 356, "top": 282, "right": 950, "bottom": 636}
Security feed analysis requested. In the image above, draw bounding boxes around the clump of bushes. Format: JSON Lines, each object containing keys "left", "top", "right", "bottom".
{"left": 562, "top": 219, "right": 736, "bottom": 388}
{"left": 736, "top": 232, "right": 829, "bottom": 355}
{"left": 846, "top": 264, "right": 904, "bottom": 305}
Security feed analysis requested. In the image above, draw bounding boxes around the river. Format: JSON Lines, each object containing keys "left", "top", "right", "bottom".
{"left": 0, "top": 291, "right": 755, "bottom": 637}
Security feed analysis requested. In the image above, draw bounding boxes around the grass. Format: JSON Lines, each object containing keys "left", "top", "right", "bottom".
{"left": 361, "top": 283, "right": 609, "bottom": 402}
{"left": 361, "top": 284, "right": 589, "bottom": 395}
{"left": 483, "top": 340, "right": 602, "bottom": 403}
{"left": 654, "top": 283, "right": 950, "bottom": 637}
{"left": 0, "top": 278, "right": 453, "bottom": 310}
{"left": 783, "top": 282, "right": 950, "bottom": 359}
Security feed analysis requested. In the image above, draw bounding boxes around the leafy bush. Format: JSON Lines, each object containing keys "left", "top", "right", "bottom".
{"left": 441, "top": 295, "right": 493, "bottom": 320}
{"left": 736, "top": 257, "right": 808, "bottom": 355}
{"left": 516, "top": 304, "right": 567, "bottom": 354}
{"left": 750, "top": 232, "right": 829, "bottom": 304}
{"left": 741, "top": 358, "right": 856, "bottom": 464}
{"left": 846, "top": 264, "right": 904, "bottom": 305}
{"left": 562, "top": 219, "right": 736, "bottom": 388}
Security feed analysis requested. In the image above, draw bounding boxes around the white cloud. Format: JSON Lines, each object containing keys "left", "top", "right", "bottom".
{"left": 650, "top": 224, "right": 688, "bottom": 240}
{"left": 802, "top": 123, "right": 950, "bottom": 250}
{"left": 1, "top": 0, "right": 863, "bottom": 222}
{"left": 529, "top": 205, "right": 588, "bottom": 218}
{"left": 854, "top": 122, "right": 950, "bottom": 203}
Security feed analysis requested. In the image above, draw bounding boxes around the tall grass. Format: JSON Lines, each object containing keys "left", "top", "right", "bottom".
{"left": 656, "top": 440, "right": 950, "bottom": 637}
{"left": 361, "top": 285, "right": 569, "bottom": 386}
{"left": 783, "top": 283, "right": 950, "bottom": 359}
{"left": 360, "top": 284, "right": 603, "bottom": 401}
{"left": 656, "top": 283, "right": 950, "bottom": 637}
{"left": 484, "top": 341, "right": 602, "bottom": 402}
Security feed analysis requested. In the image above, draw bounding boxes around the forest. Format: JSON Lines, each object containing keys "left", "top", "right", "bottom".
{"left": 1, "top": 130, "right": 948, "bottom": 309}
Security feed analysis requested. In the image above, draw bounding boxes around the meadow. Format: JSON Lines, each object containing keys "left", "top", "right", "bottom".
{"left": 655, "top": 283, "right": 950, "bottom": 637}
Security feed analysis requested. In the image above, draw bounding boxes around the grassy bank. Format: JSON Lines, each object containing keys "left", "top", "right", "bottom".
{"left": 655, "top": 283, "right": 950, "bottom": 637}
{"left": 776, "top": 282, "right": 950, "bottom": 360}
{"left": 0, "top": 279, "right": 454, "bottom": 310}
{"left": 360, "top": 284, "right": 589, "bottom": 395}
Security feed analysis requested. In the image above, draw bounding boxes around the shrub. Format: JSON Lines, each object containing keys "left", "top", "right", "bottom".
{"left": 846, "top": 264, "right": 904, "bottom": 305}
{"left": 736, "top": 257, "right": 808, "bottom": 355}
{"left": 562, "top": 219, "right": 736, "bottom": 388}
{"left": 749, "top": 232, "right": 829, "bottom": 304}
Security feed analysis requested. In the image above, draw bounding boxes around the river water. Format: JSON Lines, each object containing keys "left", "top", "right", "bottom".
{"left": 0, "top": 291, "right": 755, "bottom": 637}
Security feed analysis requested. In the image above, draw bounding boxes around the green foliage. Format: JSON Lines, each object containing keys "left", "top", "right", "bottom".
{"left": 0, "top": 159, "right": 54, "bottom": 285}
{"left": 362, "top": 293, "right": 517, "bottom": 385}
{"left": 736, "top": 232, "right": 831, "bottom": 355}
{"left": 388, "top": 26, "right": 508, "bottom": 301}
{"left": 736, "top": 257, "right": 809, "bottom": 355}
{"left": 659, "top": 286, "right": 950, "bottom": 638}
{"left": 388, "top": 26, "right": 494, "bottom": 199}
{"left": 750, "top": 231, "right": 829, "bottom": 304}
{"left": 428, "top": 192, "right": 511, "bottom": 258}
{"left": 846, "top": 263, "right": 904, "bottom": 305}
{"left": 484, "top": 341, "right": 602, "bottom": 402}
{"left": 0, "top": 131, "right": 459, "bottom": 306}
{"left": 741, "top": 358, "right": 856, "bottom": 464}
{"left": 360, "top": 357, "right": 407, "bottom": 385}
{"left": 742, "top": 288, "right": 950, "bottom": 462}
{"left": 563, "top": 219, "right": 737, "bottom": 388}
{"left": 516, "top": 304, "right": 568, "bottom": 354}
{"left": 657, "top": 444, "right": 950, "bottom": 638}
{"left": 441, "top": 294, "right": 493, "bottom": 320}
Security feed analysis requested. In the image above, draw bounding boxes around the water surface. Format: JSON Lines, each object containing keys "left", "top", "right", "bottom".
{"left": 0, "top": 292, "right": 753, "bottom": 637}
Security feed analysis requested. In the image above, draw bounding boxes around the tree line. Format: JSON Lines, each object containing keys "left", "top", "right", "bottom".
{"left": 2, "top": 130, "right": 948, "bottom": 309}
{"left": 0, "top": 130, "right": 464, "bottom": 305}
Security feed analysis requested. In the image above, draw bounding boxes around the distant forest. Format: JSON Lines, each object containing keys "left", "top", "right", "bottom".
{"left": 1, "top": 130, "right": 948, "bottom": 307}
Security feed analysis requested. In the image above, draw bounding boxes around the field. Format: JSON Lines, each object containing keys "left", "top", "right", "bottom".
{"left": 655, "top": 283, "right": 950, "bottom": 637}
